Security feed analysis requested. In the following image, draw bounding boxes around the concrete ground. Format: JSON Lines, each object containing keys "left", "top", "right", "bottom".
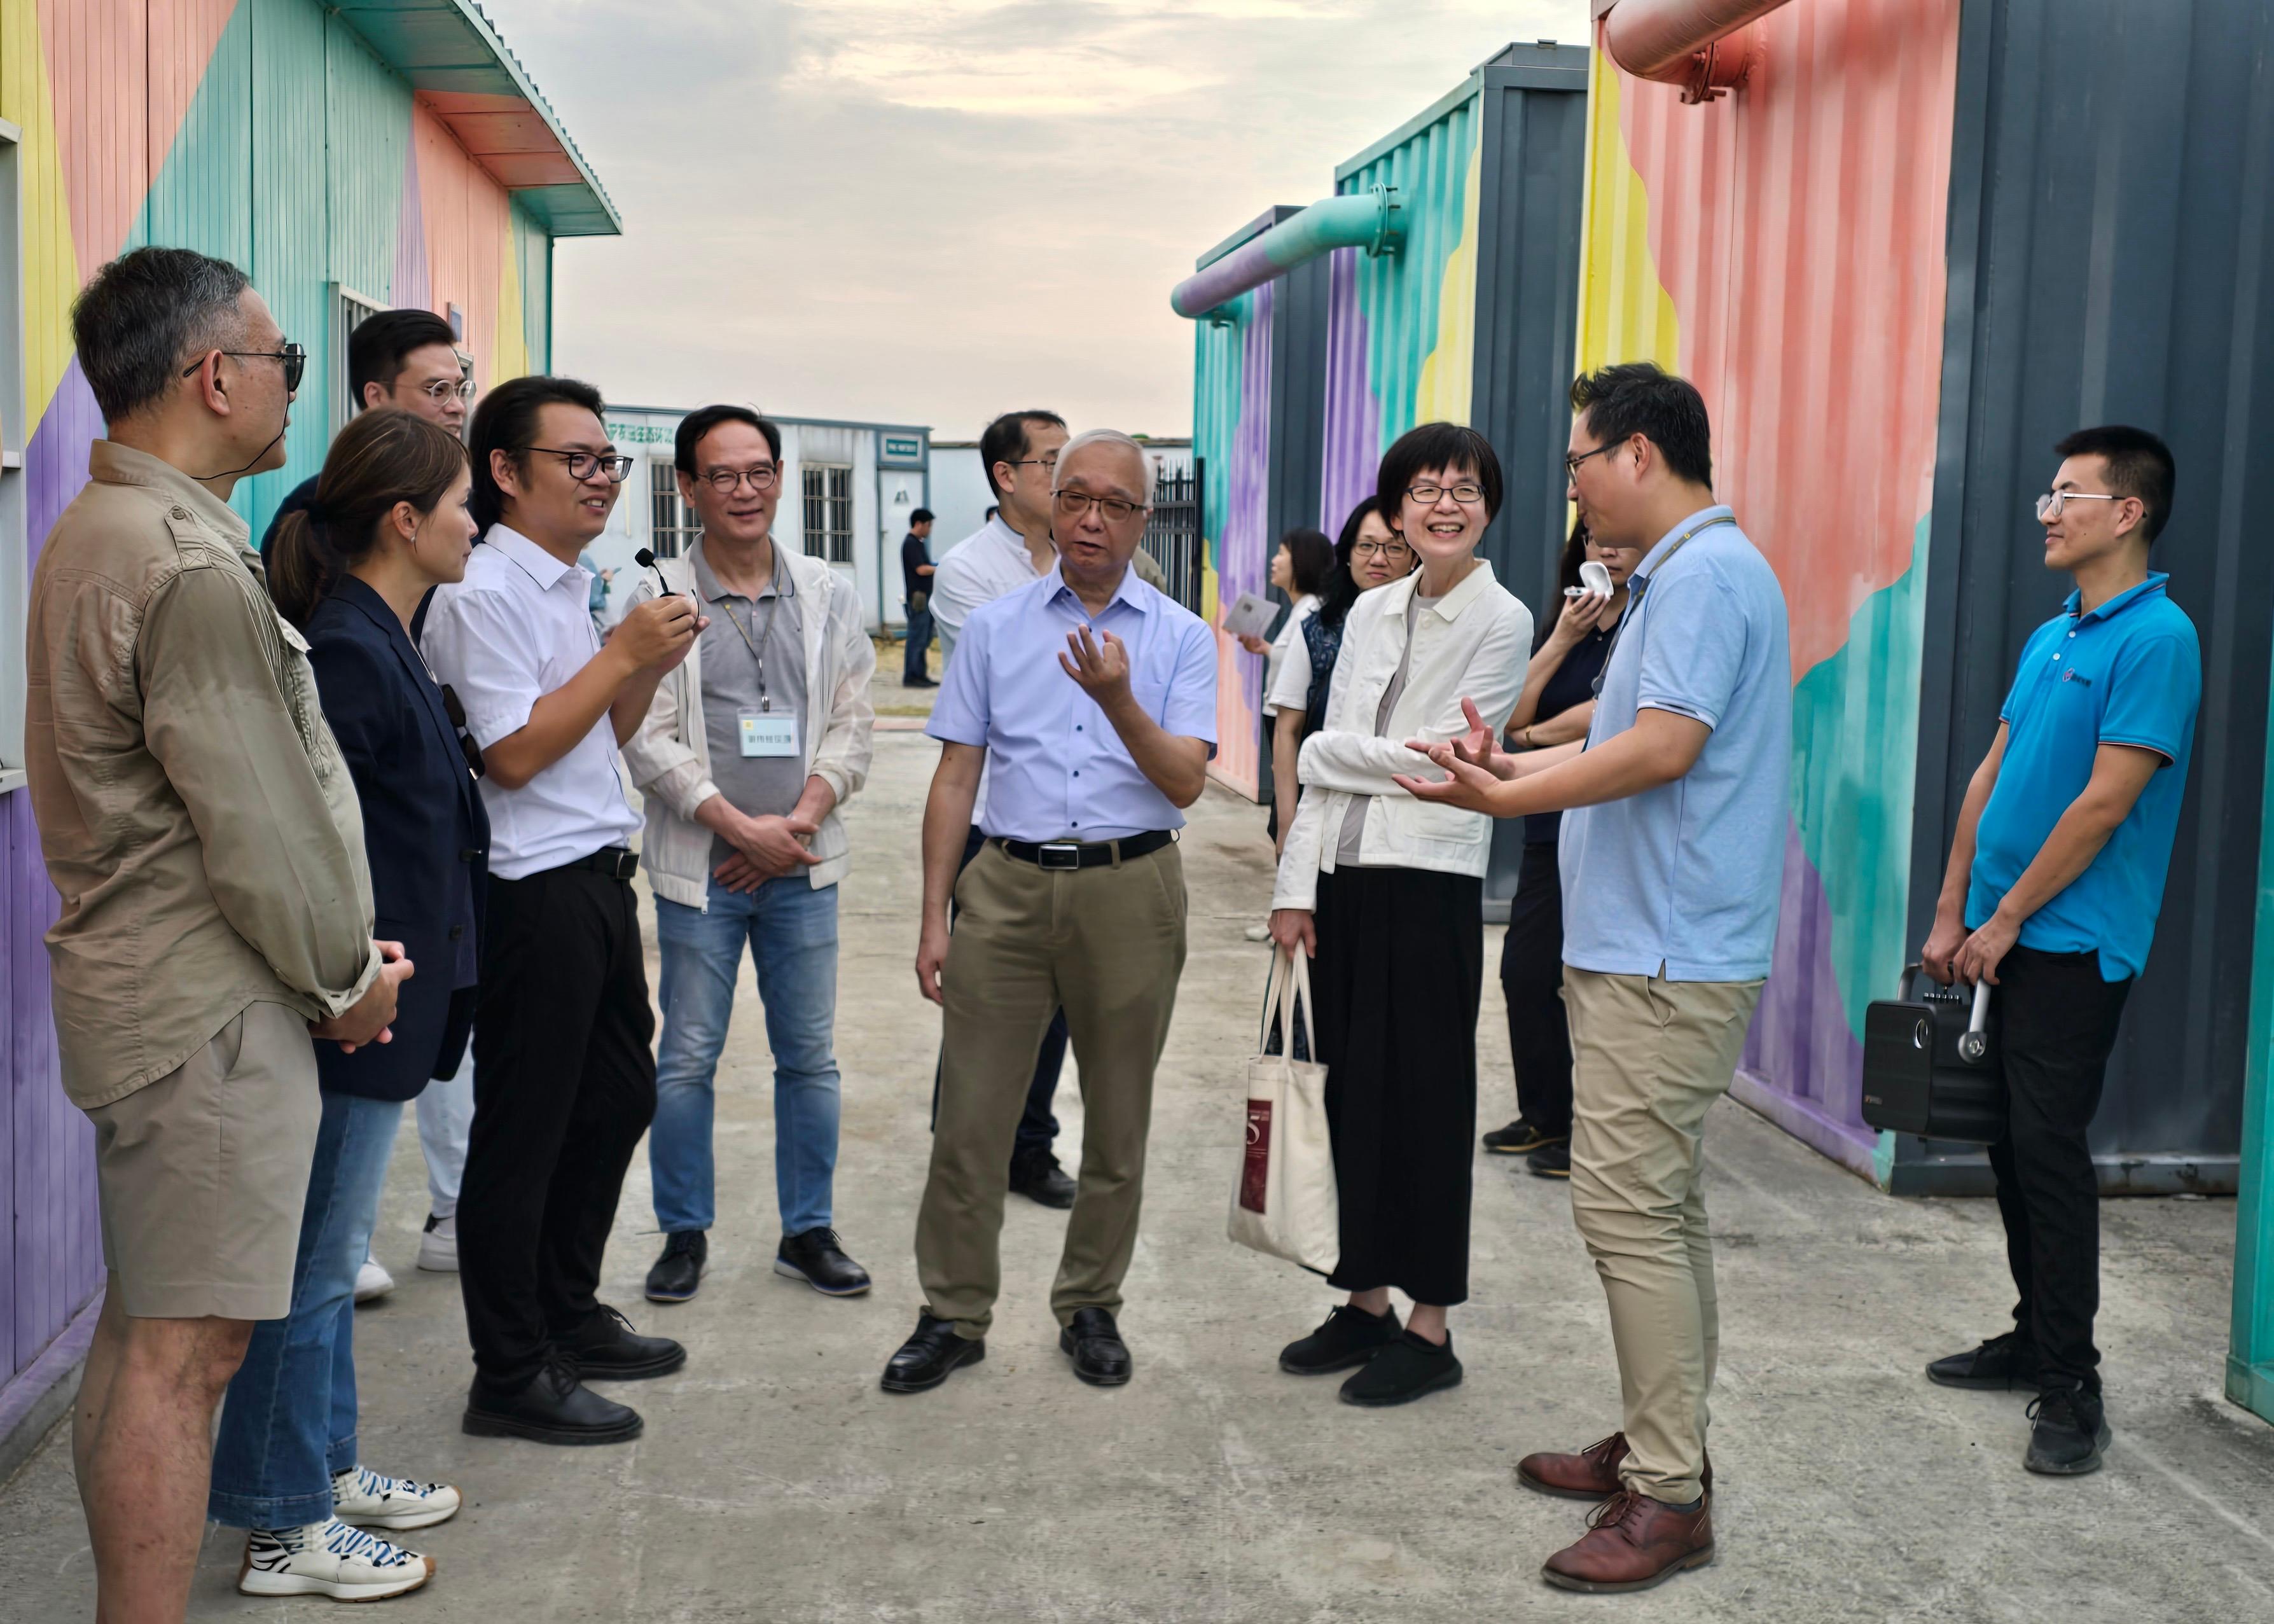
{"left": 4, "top": 705, "right": 2273, "bottom": 1621}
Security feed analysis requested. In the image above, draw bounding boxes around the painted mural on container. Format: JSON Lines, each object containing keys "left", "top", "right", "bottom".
{"left": 1576, "top": 0, "right": 1961, "bottom": 1181}
{"left": 0, "top": 0, "right": 561, "bottom": 1392}
{"left": 1193, "top": 281, "right": 1271, "bottom": 798}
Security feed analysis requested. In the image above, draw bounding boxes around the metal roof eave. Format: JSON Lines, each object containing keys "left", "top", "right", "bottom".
{"left": 331, "top": 0, "right": 623, "bottom": 238}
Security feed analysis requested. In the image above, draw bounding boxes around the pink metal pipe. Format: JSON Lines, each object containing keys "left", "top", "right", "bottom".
{"left": 1600, "top": 0, "right": 1796, "bottom": 102}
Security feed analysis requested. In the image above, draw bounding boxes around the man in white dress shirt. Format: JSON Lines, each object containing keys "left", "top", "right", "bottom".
{"left": 422, "top": 375, "right": 704, "bottom": 1447}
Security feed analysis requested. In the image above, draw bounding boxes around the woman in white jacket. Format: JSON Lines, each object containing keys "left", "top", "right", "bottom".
{"left": 1266, "top": 423, "right": 1532, "bottom": 1406}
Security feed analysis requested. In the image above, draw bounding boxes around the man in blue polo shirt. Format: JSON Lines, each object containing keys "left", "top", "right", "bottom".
{"left": 1919, "top": 426, "right": 2200, "bottom": 1479}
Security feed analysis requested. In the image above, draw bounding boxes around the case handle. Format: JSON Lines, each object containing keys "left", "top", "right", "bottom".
{"left": 1959, "top": 980, "right": 1993, "bottom": 1063}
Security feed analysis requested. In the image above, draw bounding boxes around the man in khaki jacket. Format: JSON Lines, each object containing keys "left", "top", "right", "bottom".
{"left": 25, "top": 247, "right": 408, "bottom": 1621}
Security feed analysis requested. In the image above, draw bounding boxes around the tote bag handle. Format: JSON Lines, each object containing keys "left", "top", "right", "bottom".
{"left": 1259, "top": 945, "right": 1319, "bottom": 1061}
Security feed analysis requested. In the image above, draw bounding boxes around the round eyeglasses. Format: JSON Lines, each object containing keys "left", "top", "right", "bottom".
{"left": 699, "top": 466, "right": 779, "bottom": 493}
{"left": 415, "top": 377, "right": 477, "bottom": 404}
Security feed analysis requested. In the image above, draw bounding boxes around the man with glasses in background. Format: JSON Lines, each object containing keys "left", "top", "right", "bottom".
{"left": 622, "top": 406, "right": 878, "bottom": 1307}
{"left": 882, "top": 429, "right": 1216, "bottom": 1397}
{"left": 1918, "top": 427, "right": 2199, "bottom": 1478}
{"left": 422, "top": 376, "right": 705, "bottom": 1446}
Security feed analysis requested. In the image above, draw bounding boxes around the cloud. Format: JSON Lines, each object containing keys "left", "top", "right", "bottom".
{"left": 480, "top": 0, "right": 1590, "bottom": 438}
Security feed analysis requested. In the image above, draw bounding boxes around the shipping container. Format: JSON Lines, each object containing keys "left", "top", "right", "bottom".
{"left": 0, "top": 0, "right": 617, "bottom": 1462}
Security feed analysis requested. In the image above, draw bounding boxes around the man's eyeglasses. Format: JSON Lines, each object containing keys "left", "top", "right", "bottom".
{"left": 440, "top": 684, "right": 485, "bottom": 780}
{"left": 1053, "top": 489, "right": 1144, "bottom": 525}
{"left": 415, "top": 377, "right": 477, "bottom": 405}
{"left": 1352, "top": 539, "right": 1414, "bottom": 562}
{"left": 698, "top": 466, "right": 779, "bottom": 493}
{"left": 2035, "top": 490, "right": 2126, "bottom": 522}
{"left": 1007, "top": 455, "right": 1060, "bottom": 474}
{"left": 527, "top": 448, "right": 634, "bottom": 484}
{"left": 1407, "top": 482, "right": 1486, "bottom": 506}
{"left": 1565, "top": 441, "right": 1621, "bottom": 479}
{"left": 181, "top": 343, "right": 307, "bottom": 394}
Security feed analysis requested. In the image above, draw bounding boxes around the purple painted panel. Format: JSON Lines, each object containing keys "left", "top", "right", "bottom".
{"left": 1741, "top": 820, "right": 1873, "bottom": 1163}
{"left": 1319, "top": 246, "right": 1382, "bottom": 538}
{"left": 26, "top": 360, "right": 104, "bottom": 566}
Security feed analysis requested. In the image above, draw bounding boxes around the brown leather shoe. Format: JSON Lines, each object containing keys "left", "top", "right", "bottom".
{"left": 1541, "top": 1489, "right": 1715, "bottom": 1593}
{"left": 1516, "top": 1432, "right": 1714, "bottom": 1499}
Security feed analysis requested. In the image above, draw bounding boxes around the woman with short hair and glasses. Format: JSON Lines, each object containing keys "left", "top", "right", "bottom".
{"left": 1267, "top": 424, "right": 1534, "bottom": 1406}
{"left": 207, "top": 408, "right": 489, "bottom": 1600}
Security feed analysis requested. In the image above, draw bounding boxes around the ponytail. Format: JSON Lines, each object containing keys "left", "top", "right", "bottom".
{"left": 266, "top": 506, "right": 340, "bottom": 628}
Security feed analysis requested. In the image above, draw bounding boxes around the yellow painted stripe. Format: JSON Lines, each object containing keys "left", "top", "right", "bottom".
{"left": 1, "top": 0, "right": 83, "bottom": 428}
{"left": 1576, "top": 49, "right": 1679, "bottom": 376}
{"left": 1413, "top": 118, "right": 1481, "bottom": 426}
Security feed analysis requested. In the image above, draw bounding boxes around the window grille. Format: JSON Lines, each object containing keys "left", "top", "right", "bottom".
{"left": 801, "top": 464, "right": 854, "bottom": 564}
{"left": 648, "top": 459, "right": 701, "bottom": 558}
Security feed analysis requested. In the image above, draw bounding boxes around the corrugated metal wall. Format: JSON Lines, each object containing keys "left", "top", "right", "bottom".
{"left": 1193, "top": 247, "right": 1273, "bottom": 798}
{"left": 1917, "top": 0, "right": 2274, "bottom": 1193}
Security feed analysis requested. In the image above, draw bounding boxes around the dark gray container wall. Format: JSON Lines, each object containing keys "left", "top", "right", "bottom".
{"left": 1906, "top": 0, "right": 2274, "bottom": 1193}
{"left": 1253, "top": 251, "right": 1332, "bottom": 811}
{"left": 1467, "top": 44, "right": 1590, "bottom": 919}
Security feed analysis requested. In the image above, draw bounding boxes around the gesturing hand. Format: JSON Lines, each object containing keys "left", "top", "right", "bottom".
{"left": 1390, "top": 747, "right": 1503, "bottom": 812}
{"left": 1058, "top": 626, "right": 1133, "bottom": 706}
{"left": 1445, "top": 697, "right": 1510, "bottom": 779}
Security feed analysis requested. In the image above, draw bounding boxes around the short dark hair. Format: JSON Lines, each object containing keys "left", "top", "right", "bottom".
{"left": 2055, "top": 424, "right": 2175, "bottom": 545}
{"left": 1569, "top": 362, "right": 1713, "bottom": 489}
{"left": 348, "top": 309, "right": 459, "bottom": 406}
{"left": 674, "top": 404, "right": 782, "bottom": 475}
{"left": 1280, "top": 527, "right": 1335, "bottom": 597}
{"left": 980, "top": 410, "right": 1067, "bottom": 500}
{"left": 71, "top": 246, "right": 251, "bottom": 424}
{"left": 1377, "top": 422, "right": 1504, "bottom": 524}
{"left": 1317, "top": 495, "right": 1394, "bottom": 630}
{"left": 910, "top": 508, "right": 935, "bottom": 526}
{"left": 466, "top": 374, "right": 606, "bottom": 535}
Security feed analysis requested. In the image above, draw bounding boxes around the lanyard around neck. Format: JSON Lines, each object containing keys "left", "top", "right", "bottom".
{"left": 1590, "top": 514, "right": 1736, "bottom": 698}
{"left": 718, "top": 586, "right": 784, "bottom": 709}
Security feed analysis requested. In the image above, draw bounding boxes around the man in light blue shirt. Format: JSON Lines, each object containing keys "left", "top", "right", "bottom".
{"left": 882, "top": 430, "right": 1217, "bottom": 1399}
{"left": 1399, "top": 363, "right": 1789, "bottom": 1593}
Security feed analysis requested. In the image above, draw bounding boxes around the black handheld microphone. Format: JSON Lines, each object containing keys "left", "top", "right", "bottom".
{"left": 634, "top": 547, "right": 678, "bottom": 600}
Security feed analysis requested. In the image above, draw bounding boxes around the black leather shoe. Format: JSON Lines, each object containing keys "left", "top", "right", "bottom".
{"left": 558, "top": 1303, "right": 687, "bottom": 1380}
{"left": 1059, "top": 1307, "right": 1132, "bottom": 1387}
{"left": 462, "top": 1362, "right": 642, "bottom": 1445}
{"left": 2025, "top": 1385, "right": 2111, "bottom": 1475}
{"left": 645, "top": 1231, "right": 707, "bottom": 1304}
{"left": 775, "top": 1227, "right": 871, "bottom": 1296}
{"left": 1483, "top": 1118, "right": 1567, "bottom": 1156}
{"left": 1927, "top": 1330, "right": 2042, "bottom": 1392}
{"left": 1009, "top": 1150, "right": 1078, "bottom": 1210}
{"left": 881, "top": 1313, "right": 985, "bottom": 1394}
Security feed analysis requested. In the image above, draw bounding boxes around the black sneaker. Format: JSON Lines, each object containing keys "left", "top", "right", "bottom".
{"left": 1927, "top": 1330, "right": 2042, "bottom": 1392}
{"left": 644, "top": 1231, "right": 707, "bottom": 1304}
{"left": 1483, "top": 1119, "right": 1567, "bottom": 1156}
{"left": 1338, "top": 1329, "right": 1464, "bottom": 1407}
{"left": 2025, "top": 1385, "right": 2111, "bottom": 1475}
{"left": 1009, "top": 1150, "right": 1078, "bottom": 1210}
{"left": 775, "top": 1227, "right": 872, "bottom": 1296}
{"left": 1279, "top": 1304, "right": 1402, "bottom": 1375}
{"left": 1527, "top": 1141, "right": 1572, "bottom": 1179}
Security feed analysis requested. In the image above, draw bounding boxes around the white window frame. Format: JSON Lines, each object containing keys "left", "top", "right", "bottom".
{"left": 802, "top": 463, "right": 853, "bottom": 564}
{"left": 648, "top": 457, "right": 700, "bottom": 559}
{"left": 332, "top": 283, "right": 385, "bottom": 436}
{"left": 0, "top": 116, "right": 27, "bottom": 786}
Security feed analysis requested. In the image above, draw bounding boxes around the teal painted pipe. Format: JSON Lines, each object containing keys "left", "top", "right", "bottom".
{"left": 1171, "top": 187, "right": 1403, "bottom": 319}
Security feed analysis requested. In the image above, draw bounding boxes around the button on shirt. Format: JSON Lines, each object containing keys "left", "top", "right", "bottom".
{"left": 930, "top": 515, "right": 1050, "bottom": 661}
{"left": 422, "top": 525, "right": 642, "bottom": 880}
{"left": 927, "top": 564, "right": 1219, "bottom": 841}
{"left": 1967, "top": 573, "right": 2200, "bottom": 982}
{"left": 1559, "top": 506, "right": 1792, "bottom": 981}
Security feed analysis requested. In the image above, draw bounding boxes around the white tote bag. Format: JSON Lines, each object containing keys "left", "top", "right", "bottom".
{"left": 1226, "top": 947, "right": 1340, "bottom": 1275}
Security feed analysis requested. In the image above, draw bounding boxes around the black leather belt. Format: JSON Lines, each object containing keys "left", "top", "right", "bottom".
{"left": 994, "top": 829, "right": 1173, "bottom": 870}
{"left": 562, "top": 846, "right": 639, "bottom": 880}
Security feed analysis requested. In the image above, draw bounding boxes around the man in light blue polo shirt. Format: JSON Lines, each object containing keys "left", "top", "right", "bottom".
{"left": 880, "top": 429, "right": 1217, "bottom": 1399}
{"left": 1399, "top": 363, "right": 1788, "bottom": 1594}
{"left": 1919, "top": 426, "right": 2199, "bottom": 1478}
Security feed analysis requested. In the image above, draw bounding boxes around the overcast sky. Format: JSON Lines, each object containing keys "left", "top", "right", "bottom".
{"left": 478, "top": 0, "right": 1591, "bottom": 441}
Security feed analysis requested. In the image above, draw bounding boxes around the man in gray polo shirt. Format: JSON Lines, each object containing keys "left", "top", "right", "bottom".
{"left": 623, "top": 405, "right": 878, "bottom": 1307}
{"left": 1399, "top": 363, "right": 1789, "bottom": 1595}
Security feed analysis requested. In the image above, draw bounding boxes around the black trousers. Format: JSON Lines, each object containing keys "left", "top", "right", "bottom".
{"left": 1311, "top": 865, "right": 1483, "bottom": 1306}
{"left": 1499, "top": 840, "right": 1572, "bottom": 1136}
{"left": 458, "top": 861, "right": 658, "bottom": 1387}
{"left": 1987, "top": 945, "right": 2132, "bottom": 1392}
{"left": 929, "top": 826, "right": 1066, "bottom": 1159}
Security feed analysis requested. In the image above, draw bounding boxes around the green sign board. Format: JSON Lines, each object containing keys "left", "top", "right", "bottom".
{"left": 882, "top": 435, "right": 923, "bottom": 462}
{"left": 605, "top": 422, "right": 673, "bottom": 445}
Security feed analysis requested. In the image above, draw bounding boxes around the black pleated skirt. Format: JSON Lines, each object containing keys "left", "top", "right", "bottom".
{"left": 1308, "top": 864, "right": 1483, "bottom": 1305}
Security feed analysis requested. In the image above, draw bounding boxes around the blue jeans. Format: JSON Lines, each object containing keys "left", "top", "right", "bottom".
{"left": 652, "top": 876, "right": 842, "bottom": 1236}
{"left": 904, "top": 606, "right": 934, "bottom": 681}
{"left": 209, "top": 1092, "right": 403, "bottom": 1529}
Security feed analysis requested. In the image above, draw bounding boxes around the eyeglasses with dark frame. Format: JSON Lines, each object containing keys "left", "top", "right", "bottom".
{"left": 526, "top": 447, "right": 634, "bottom": 484}
{"left": 440, "top": 684, "right": 486, "bottom": 780}
{"left": 1565, "top": 441, "right": 1621, "bottom": 480}
{"left": 1352, "top": 538, "right": 1415, "bottom": 562}
{"left": 1052, "top": 489, "right": 1145, "bottom": 525}
{"left": 1406, "top": 481, "right": 1487, "bottom": 506}
{"left": 698, "top": 465, "right": 779, "bottom": 493}
{"left": 181, "top": 342, "right": 307, "bottom": 395}
{"left": 1006, "top": 455, "right": 1060, "bottom": 473}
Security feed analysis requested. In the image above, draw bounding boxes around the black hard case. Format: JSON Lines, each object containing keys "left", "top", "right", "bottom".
{"left": 1861, "top": 966, "right": 2007, "bottom": 1144}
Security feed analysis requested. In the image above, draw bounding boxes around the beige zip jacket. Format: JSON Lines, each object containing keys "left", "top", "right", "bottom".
{"left": 25, "top": 441, "right": 382, "bottom": 1109}
{"left": 621, "top": 541, "right": 876, "bottom": 908}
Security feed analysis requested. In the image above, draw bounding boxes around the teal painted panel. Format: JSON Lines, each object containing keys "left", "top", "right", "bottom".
{"left": 516, "top": 201, "right": 550, "bottom": 371}
{"left": 2231, "top": 622, "right": 2274, "bottom": 1415}
{"left": 131, "top": 1, "right": 253, "bottom": 268}
{"left": 326, "top": 14, "right": 412, "bottom": 306}
{"left": 1192, "top": 288, "right": 1262, "bottom": 609}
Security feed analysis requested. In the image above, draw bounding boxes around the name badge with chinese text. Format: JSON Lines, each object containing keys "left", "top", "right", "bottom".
{"left": 738, "top": 710, "right": 799, "bottom": 758}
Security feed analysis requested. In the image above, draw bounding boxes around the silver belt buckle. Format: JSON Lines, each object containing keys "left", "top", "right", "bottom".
{"left": 1037, "top": 841, "right": 1082, "bottom": 871}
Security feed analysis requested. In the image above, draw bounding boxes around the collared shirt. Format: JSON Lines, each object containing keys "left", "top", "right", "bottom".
{"left": 1261, "top": 593, "right": 1319, "bottom": 717}
{"left": 927, "top": 563, "right": 1218, "bottom": 842}
{"left": 1560, "top": 505, "right": 1792, "bottom": 982}
{"left": 25, "top": 440, "right": 381, "bottom": 1108}
{"left": 930, "top": 514, "right": 1049, "bottom": 661}
{"left": 693, "top": 545, "right": 809, "bottom": 863}
{"left": 421, "top": 525, "right": 642, "bottom": 880}
{"left": 1967, "top": 573, "right": 2200, "bottom": 981}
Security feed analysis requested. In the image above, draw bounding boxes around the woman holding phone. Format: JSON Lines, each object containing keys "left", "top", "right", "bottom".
{"left": 207, "top": 409, "right": 489, "bottom": 1602}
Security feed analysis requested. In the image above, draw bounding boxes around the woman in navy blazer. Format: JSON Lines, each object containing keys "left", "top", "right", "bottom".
{"left": 207, "top": 410, "right": 487, "bottom": 1602}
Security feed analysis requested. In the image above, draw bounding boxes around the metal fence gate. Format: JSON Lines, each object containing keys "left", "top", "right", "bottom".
{"left": 1142, "top": 459, "right": 1205, "bottom": 613}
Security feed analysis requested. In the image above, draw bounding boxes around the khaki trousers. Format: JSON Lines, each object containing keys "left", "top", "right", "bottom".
{"left": 916, "top": 840, "right": 1187, "bottom": 1336}
{"left": 1563, "top": 968, "right": 1764, "bottom": 1504}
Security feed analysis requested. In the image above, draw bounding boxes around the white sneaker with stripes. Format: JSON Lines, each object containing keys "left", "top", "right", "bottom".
{"left": 331, "top": 1464, "right": 463, "bottom": 1531}
{"left": 238, "top": 1518, "right": 434, "bottom": 1600}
